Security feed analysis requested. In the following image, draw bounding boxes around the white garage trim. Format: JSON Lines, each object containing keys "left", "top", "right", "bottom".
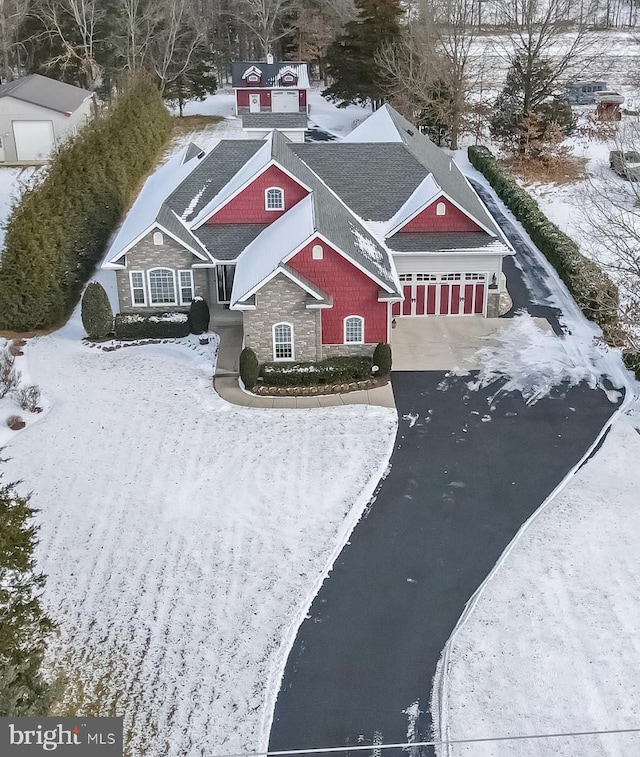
{"left": 271, "top": 90, "right": 299, "bottom": 113}
{"left": 393, "top": 272, "right": 488, "bottom": 317}
{"left": 12, "top": 119, "right": 55, "bottom": 161}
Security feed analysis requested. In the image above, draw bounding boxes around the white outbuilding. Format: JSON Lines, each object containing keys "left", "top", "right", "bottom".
{"left": 0, "top": 74, "right": 94, "bottom": 164}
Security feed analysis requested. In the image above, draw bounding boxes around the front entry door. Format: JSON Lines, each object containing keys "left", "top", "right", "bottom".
{"left": 249, "top": 94, "right": 260, "bottom": 113}
{"left": 216, "top": 264, "right": 235, "bottom": 303}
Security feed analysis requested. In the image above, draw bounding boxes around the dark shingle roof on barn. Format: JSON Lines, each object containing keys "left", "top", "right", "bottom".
{"left": 242, "top": 113, "right": 308, "bottom": 130}
{"left": 0, "top": 74, "right": 92, "bottom": 115}
{"left": 231, "top": 61, "right": 310, "bottom": 88}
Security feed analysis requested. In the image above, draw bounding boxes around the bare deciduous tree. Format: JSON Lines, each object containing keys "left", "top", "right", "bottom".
{"left": 231, "top": 0, "right": 301, "bottom": 59}
{"left": 0, "top": 0, "right": 30, "bottom": 80}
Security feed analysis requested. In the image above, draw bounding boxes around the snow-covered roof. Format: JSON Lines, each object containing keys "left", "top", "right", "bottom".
{"left": 342, "top": 107, "right": 404, "bottom": 144}
{"left": 231, "top": 194, "right": 315, "bottom": 305}
{"left": 103, "top": 144, "right": 208, "bottom": 266}
{"left": 189, "top": 136, "right": 273, "bottom": 228}
{"left": 231, "top": 61, "right": 310, "bottom": 89}
{"left": 385, "top": 174, "right": 441, "bottom": 235}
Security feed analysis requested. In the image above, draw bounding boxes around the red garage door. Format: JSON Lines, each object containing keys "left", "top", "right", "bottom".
{"left": 393, "top": 273, "right": 486, "bottom": 316}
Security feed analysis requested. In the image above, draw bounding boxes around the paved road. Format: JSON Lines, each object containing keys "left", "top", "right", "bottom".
{"left": 269, "top": 373, "right": 619, "bottom": 757}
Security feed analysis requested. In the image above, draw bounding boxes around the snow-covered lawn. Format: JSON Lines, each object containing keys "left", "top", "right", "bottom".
{"left": 438, "top": 412, "right": 640, "bottom": 757}
{"left": 2, "top": 320, "right": 396, "bottom": 756}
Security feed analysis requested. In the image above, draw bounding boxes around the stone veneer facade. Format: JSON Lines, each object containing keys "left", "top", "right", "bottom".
{"left": 115, "top": 231, "right": 209, "bottom": 313}
{"left": 243, "top": 274, "right": 321, "bottom": 363}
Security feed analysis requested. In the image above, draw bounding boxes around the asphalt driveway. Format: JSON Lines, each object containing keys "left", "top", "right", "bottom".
{"left": 269, "top": 372, "right": 619, "bottom": 756}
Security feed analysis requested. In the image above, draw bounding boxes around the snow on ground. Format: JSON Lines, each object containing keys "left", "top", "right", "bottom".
{"left": 0, "top": 166, "right": 36, "bottom": 251}
{"left": 438, "top": 412, "right": 640, "bottom": 757}
{"left": 1, "top": 318, "right": 396, "bottom": 757}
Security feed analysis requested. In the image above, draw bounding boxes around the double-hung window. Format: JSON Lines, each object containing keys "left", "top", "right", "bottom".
{"left": 179, "top": 270, "right": 194, "bottom": 305}
{"left": 130, "top": 271, "right": 146, "bottom": 306}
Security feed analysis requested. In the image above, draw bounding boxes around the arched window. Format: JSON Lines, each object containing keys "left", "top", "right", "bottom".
{"left": 436, "top": 201, "right": 446, "bottom": 216}
{"left": 312, "top": 244, "right": 324, "bottom": 260}
{"left": 344, "top": 316, "right": 364, "bottom": 344}
{"left": 148, "top": 268, "right": 176, "bottom": 305}
{"left": 265, "top": 187, "right": 285, "bottom": 211}
{"left": 273, "top": 322, "right": 293, "bottom": 360}
{"left": 153, "top": 231, "right": 164, "bottom": 245}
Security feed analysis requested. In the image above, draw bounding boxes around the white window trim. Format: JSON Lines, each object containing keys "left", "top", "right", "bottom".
{"left": 129, "top": 270, "right": 147, "bottom": 307}
{"left": 178, "top": 269, "right": 195, "bottom": 306}
{"left": 265, "top": 186, "right": 285, "bottom": 211}
{"left": 436, "top": 201, "right": 446, "bottom": 216}
{"left": 272, "top": 322, "right": 294, "bottom": 361}
{"left": 344, "top": 315, "right": 364, "bottom": 344}
{"left": 153, "top": 231, "right": 164, "bottom": 245}
{"left": 147, "top": 267, "right": 177, "bottom": 306}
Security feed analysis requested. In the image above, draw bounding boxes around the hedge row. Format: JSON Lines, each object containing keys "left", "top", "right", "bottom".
{"left": 261, "top": 356, "right": 374, "bottom": 387}
{"left": 467, "top": 145, "right": 619, "bottom": 328}
{"left": 0, "top": 74, "right": 172, "bottom": 332}
{"left": 114, "top": 312, "right": 190, "bottom": 340}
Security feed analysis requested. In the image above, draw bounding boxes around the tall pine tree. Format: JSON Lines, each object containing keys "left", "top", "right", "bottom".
{"left": 0, "top": 475, "right": 52, "bottom": 716}
{"left": 323, "top": 0, "right": 403, "bottom": 109}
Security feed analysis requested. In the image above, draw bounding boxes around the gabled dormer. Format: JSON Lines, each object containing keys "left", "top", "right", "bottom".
{"left": 278, "top": 67, "right": 299, "bottom": 86}
{"left": 242, "top": 66, "right": 262, "bottom": 86}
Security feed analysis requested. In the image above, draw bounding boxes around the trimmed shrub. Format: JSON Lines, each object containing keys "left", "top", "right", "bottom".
{"left": 468, "top": 145, "right": 619, "bottom": 328}
{"left": 114, "top": 312, "right": 190, "bottom": 340}
{"left": 261, "top": 356, "right": 373, "bottom": 387}
{"left": 189, "top": 297, "right": 210, "bottom": 334}
{"left": 81, "top": 282, "right": 114, "bottom": 339}
{"left": 0, "top": 73, "right": 172, "bottom": 331}
{"left": 239, "top": 347, "right": 260, "bottom": 389}
{"left": 372, "top": 342, "right": 392, "bottom": 376}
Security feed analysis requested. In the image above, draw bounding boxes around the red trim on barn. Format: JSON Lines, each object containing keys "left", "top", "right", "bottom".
{"left": 400, "top": 197, "right": 483, "bottom": 233}
{"left": 287, "top": 237, "right": 388, "bottom": 344}
{"left": 204, "top": 165, "right": 310, "bottom": 225}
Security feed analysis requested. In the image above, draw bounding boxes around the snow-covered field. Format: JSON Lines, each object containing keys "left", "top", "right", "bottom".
{"left": 2, "top": 319, "right": 396, "bottom": 756}
{"left": 439, "top": 411, "right": 640, "bottom": 757}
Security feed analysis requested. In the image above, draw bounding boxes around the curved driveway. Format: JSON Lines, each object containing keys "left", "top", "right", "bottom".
{"left": 269, "top": 177, "right": 621, "bottom": 756}
{"left": 269, "top": 373, "right": 618, "bottom": 755}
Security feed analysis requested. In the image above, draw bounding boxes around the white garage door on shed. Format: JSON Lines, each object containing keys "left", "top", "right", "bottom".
{"left": 271, "top": 90, "right": 299, "bottom": 113}
{"left": 12, "top": 120, "right": 55, "bottom": 161}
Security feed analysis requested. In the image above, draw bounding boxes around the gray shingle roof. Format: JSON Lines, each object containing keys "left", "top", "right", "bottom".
{"left": 269, "top": 132, "right": 399, "bottom": 293}
{"left": 156, "top": 204, "right": 209, "bottom": 258}
{"left": 0, "top": 74, "right": 92, "bottom": 114}
{"left": 192, "top": 224, "right": 268, "bottom": 261}
{"left": 231, "top": 61, "right": 310, "bottom": 88}
{"left": 166, "top": 140, "right": 264, "bottom": 222}
{"left": 386, "top": 231, "right": 499, "bottom": 253}
{"left": 242, "top": 113, "right": 308, "bottom": 130}
{"left": 382, "top": 106, "right": 502, "bottom": 236}
{"left": 291, "top": 143, "right": 427, "bottom": 221}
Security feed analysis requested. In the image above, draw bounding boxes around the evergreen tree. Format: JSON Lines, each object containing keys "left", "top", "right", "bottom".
{"left": 323, "top": 0, "right": 403, "bottom": 108}
{"left": 81, "top": 282, "right": 114, "bottom": 339}
{"left": 490, "top": 55, "right": 575, "bottom": 156}
{"left": 161, "top": 42, "right": 217, "bottom": 117}
{"left": 0, "top": 475, "right": 52, "bottom": 716}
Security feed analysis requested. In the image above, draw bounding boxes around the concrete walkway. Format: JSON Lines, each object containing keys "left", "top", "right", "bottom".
{"left": 212, "top": 326, "right": 396, "bottom": 408}
{"left": 214, "top": 375, "right": 395, "bottom": 409}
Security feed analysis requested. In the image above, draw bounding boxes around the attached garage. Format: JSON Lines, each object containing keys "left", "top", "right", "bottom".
{"left": 12, "top": 120, "right": 55, "bottom": 161}
{"left": 271, "top": 90, "right": 299, "bottom": 113}
{"left": 392, "top": 273, "right": 487, "bottom": 317}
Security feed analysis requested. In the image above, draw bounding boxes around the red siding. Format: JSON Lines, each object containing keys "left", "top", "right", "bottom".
{"left": 400, "top": 197, "right": 483, "bottom": 233}
{"left": 205, "top": 165, "right": 309, "bottom": 224}
{"left": 236, "top": 89, "right": 306, "bottom": 108}
{"left": 236, "top": 89, "right": 271, "bottom": 107}
{"left": 287, "top": 237, "right": 388, "bottom": 344}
